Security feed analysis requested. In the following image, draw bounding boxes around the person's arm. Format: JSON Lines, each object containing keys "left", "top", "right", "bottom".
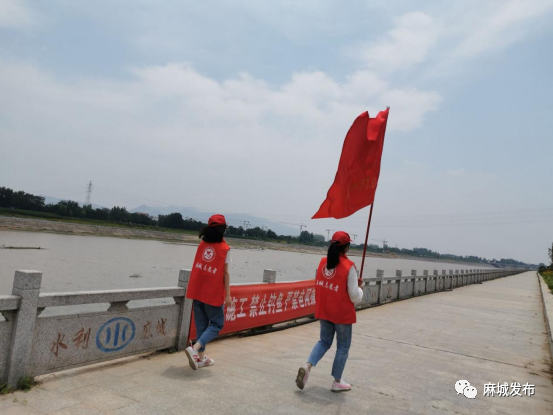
{"left": 347, "top": 266, "right": 363, "bottom": 304}
{"left": 224, "top": 263, "right": 231, "bottom": 307}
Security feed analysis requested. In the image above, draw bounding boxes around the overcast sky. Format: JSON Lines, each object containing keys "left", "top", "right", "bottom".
{"left": 1, "top": 0, "right": 552, "bottom": 264}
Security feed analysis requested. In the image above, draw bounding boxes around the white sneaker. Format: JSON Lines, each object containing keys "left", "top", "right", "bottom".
{"left": 331, "top": 379, "right": 352, "bottom": 392}
{"left": 197, "top": 355, "right": 215, "bottom": 368}
{"left": 296, "top": 365, "right": 310, "bottom": 390}
{"left": 184, "top": 346, "right": 199, "bottom": 370}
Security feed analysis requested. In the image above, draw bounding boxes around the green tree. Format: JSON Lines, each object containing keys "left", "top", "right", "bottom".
{"left": 158, "top": 212, "right": 185, "bottom": 229}
{"left": 267, "top": 229, "right": 277, "bottom": 239}
{"left": 298, "top": 230, "right": 315, "bottom": 243}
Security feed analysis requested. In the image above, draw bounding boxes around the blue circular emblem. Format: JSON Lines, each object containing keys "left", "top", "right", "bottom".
{"left": 96, "top": 317, "right": 135, "bottom": 352}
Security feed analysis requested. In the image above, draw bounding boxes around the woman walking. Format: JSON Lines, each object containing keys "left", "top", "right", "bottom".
{"left": 184, "top": 214, "right": 232, "bottom": 370}
{"left": 296, "top": 231, "right": 364, "bottom": 392}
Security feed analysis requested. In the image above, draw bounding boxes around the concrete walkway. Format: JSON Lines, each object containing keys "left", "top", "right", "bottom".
{"left": 1, "top": 271, "right": 551, "bottom": 414}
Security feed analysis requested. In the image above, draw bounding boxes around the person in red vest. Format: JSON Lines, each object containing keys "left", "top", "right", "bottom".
{"left": 295, "top": 231, "right": 364, "bottom": 392}
{"left": 184, "top": 214, "right": 231, "bottom": 370}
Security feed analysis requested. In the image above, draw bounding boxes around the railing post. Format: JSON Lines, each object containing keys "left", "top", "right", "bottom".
{"left": 263, "top": 269, "right": 277, "bottom": 284}
{"left": 477, "top": 269, "right": 483, "bottom": 284}
{"left": 433, "top": 270, "right": 439, "bottom": 291}
{"left": 175, "top": 269, "right": 193, "bottom": 351}
{"left": 454, "top": 270, "right": 459, "bottom": 287}
{"left": 411, "top": 270, "right": 417, "bottom": 297}
{"left": 377, "top": 270, "right": 385, "bottom": 304}
{"left": 6, "top": 270, "right": 42, "bottom": 387}
{"left": 423, "top": 270, "right": 429, "bottom": 294}
{"left": 396, "top": 270, "right": 403, "bottom": 299}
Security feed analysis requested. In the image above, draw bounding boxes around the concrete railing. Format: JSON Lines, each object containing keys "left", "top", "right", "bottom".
{"left": 356, "top": 268, "right": 526, "bottom": 309}
{"left": 0, "top": 267, "right": 526, "bottom": 386}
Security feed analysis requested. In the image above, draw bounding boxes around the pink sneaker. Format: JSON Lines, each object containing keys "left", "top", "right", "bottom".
{"left": 296, "top": 365, "right": 310, "bottom": 390}
{"left": 198, "top": 355, "right": 215, "bottom": 368}
{"left": 331, "top": 379, "right": 351, "bottom": 392}
{"left": 184, "top": 346, "right": 199, "bottom": 370}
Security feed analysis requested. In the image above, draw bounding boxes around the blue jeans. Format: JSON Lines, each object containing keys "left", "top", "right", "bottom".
{"left": 307, "top": 319, "right": 352, "bottom": 380}
{"left": 193, "top": 300, "right": 224, "bottom": 352}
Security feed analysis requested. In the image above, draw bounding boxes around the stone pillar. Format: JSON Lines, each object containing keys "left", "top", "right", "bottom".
{"left": 175, "top": 270, "right": 193, "bottom": 351}
{"left": 396, "top": 270, "right": 403, "bottom": 300}
{"left": 411, "top": 270, "right": 417, "bottom": 297}
{"left": 263, "top": 269, "right": 277, "bottom": 284}
{"left": 6, "top": 270, "right": 42, "bottom": 387}
{"left": 454, "top": 270, "right": 459, "bottom": 287}
{"left": 433, "top": 270, "right": 439, "bottom": 291}
{"left": 443, "top": 270, "right": 451, "bottom": 291}
{"left": 423, "top": 270, "right": 429, "bottom": 294}
{"left": 477, "top": 269, "right": 483, "bottom": 284}
{"left": 377, "top": 270, "right": 385, "bottom": 304}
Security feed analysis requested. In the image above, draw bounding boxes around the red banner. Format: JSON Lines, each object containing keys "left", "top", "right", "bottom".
{"left": 189, "top": 280, "right": 316, "bottom": 340}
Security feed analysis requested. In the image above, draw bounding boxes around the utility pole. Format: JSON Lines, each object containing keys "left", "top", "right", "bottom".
{"left": 85, "top": 181, "right": 93, "bottom": 206}
{"left": 326, "top": 229, "right": 333, "bottom": 240}
{"left": 242, "top": 221, "right": 250, "bottom": 230}
{"left": 299, "top": 223, "right": 306, "bottom": 232}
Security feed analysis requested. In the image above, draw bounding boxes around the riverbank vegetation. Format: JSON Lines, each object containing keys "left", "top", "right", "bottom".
{"left": 539, "top": 245, "right": 553, "bottom": 292}
{"left": 0, "top": 186, "right": 537, "bottom": 267}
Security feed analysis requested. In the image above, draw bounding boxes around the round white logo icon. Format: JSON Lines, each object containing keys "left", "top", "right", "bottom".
{"left": 202, "top": 246, "right": 216, "bottom": 263}
{"left": 322, "top": 265, "right": 336, "bottom": 279}
{"left": 455, "top": 380, "right": 477, "bottom": 399}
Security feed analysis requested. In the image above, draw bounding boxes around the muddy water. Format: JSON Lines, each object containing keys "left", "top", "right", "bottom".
{"left": 0, "top": 231, "right": 486, "bottom": 295}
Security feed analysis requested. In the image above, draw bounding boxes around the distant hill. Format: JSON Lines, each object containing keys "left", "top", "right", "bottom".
{"left": 130, "top": 204, "right": 299, "bottom": 236}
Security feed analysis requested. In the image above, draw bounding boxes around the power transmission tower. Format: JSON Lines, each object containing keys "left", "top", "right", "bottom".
{"left": 352, "top": 234, "right": 357, "bottom": 242}
{"left": 299, "top": 223, "right": 306, "bottom": 232}
{"left": 85, "top": 181, "right": 93, "bottom": 206}
{"left": 326, "top": 229, "right": 335, "bottom": 241}
{"left": 242, "top": 221, "right": 250, "bottom": 230}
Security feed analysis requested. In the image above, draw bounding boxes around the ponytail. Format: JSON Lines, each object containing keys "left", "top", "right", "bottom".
{"left": 327, "top": 242, "right": 350, "bottom": 269}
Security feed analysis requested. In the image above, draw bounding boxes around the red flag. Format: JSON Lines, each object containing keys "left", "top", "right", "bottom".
{"left": 312, "top": 108, "right": 389, "bottom": 219}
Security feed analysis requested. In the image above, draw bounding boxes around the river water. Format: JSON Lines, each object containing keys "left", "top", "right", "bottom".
{"left": 0, "top": 231, "right": 486, "bottom": 296}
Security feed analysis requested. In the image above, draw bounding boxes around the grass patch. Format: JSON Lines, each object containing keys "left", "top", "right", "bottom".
{"left": 16, "top": 376, "right": 37, "bottom": 392}
{"left": 0, "top": 383, "right": 14, "bottom": 395}
{"left": 0, "top": 376, "right": 38, "bottom": 394}
{"left": 540, "top": 270, "right": 553, "bottom": 293}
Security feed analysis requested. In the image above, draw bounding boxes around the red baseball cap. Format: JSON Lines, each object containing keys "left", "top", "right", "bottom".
{"left": 208, "top": 214, "right": 227, "bottom": 227}
{"left": 331, "top": 231, "right": 351, "bottom": 245}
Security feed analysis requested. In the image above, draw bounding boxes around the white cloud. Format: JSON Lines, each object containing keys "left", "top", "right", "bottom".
{"left": 0, "top": 0, "right": 35, "bottom": 29}
{"left": 351, "top": 1, "right": 553, "bottom": 76}
{"left": 452, "top": 0, "right": 553, "bottom": 59}
{"left": 353, "top": 12, "right": 440, "bottom": 72}
{"left": 0, "top": 60, "right": 441, "bottom": 216}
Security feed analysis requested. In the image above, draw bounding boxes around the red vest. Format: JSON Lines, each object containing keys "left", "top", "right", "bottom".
{"left": 186, "top": 240, "right": 230, "bottom": 307}
{"left": 315, "top": 255, "right": 357, "bottom": 324}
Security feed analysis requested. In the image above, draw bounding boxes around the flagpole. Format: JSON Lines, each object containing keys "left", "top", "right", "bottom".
{"left": 358, "top": 203, "right": 375, "bottom": 280}
{"left": 358, "top": 106, "right": 389, "bottom": 281}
